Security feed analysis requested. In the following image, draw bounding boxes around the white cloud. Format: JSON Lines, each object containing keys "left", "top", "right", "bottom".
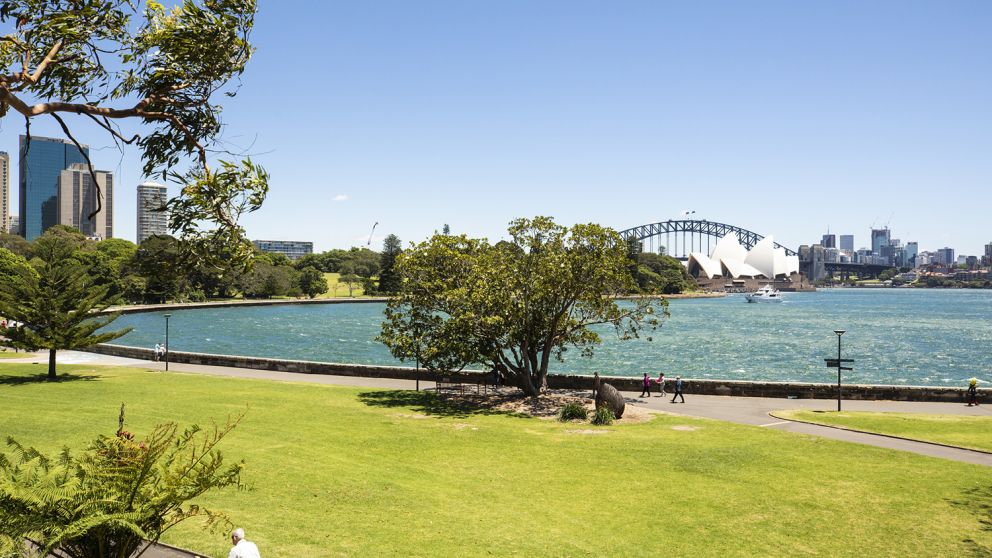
{"left": 333, "top": 194, "right": 349, "bottom": 202}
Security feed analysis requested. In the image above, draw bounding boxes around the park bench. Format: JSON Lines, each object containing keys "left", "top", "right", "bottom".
{"left": 435, "top": 376, "right": 489, "bottom": 396}
{"left": 436, "top": 376, "right": 465, "bottom": 395}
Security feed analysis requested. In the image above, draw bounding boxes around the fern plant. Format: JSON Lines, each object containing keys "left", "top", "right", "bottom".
{"left": 0, "top": 404, "right": 245, "bottom": 558}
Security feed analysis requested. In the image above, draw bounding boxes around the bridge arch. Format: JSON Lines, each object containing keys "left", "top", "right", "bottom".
{"left": 618, "top": 220, "right": 798, "bottom": 259}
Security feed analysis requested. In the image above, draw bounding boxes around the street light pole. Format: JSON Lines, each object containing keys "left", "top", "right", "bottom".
{"left": 834, "top": 330, "right": 845, "bottom": 411}
{"left": 164, "top": 314, "right": 172, "bottom": 372}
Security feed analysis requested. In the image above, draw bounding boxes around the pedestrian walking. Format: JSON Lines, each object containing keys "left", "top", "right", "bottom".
{"left": 593, "top": 371, "right": 601, "bottom": 399}
{"left": 967, "top": 378, "right": 979, "bottom": 406}
{"left": 153, "top": 343, "right": 162, "bottom": 362}
{"left": 671, "top": 375, "right": 685, "bottom": 403}
{"left": 640, "top": 373, "right": 652, "bottom": 397}
{"left": 656, "top": 372, "right": 666, "bottom": 396}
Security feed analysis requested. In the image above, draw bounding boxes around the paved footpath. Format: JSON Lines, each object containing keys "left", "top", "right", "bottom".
{"left": 6, "top": 351, "right": 992, "bottom": 466}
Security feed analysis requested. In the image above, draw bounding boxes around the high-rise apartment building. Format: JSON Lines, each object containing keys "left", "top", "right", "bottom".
{"left": 8, "top": 215, "right": 17, "bottom": 235}
{"left": 57, "top": 163, "right": 114, "bottom": 240}
{"left": 871, "top": 228, "right": 890, "bottom": 255}
{"left": 0, "top": 152, "right": 8, "bottom": 233}
{"left": 936, "top": 247, "right": 955, "bottom": 266}
{"left": 137, "top": 181, "right": 169, "bottom": 243}
{"left": 839, "top": 235, "right": 854, "bottom": 252}
{"left": 821, "top": 234, "right": 836, "bottom": 249}
{"left": 19, "top": 135, "right": 90, "bottom": 240}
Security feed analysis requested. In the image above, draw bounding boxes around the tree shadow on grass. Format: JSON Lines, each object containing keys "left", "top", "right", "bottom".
{"left": 0, "top": 373, "right": 101, "bottom": 387}
{"left": 949, "top": 485, "right": 992, "bottom": 556}
{"left": 357, "top": 389, "right": 534, "bottom": 420}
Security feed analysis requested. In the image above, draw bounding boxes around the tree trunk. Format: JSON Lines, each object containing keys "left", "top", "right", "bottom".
{"left": 48, "top": 349, "right": 57, "bottom": 381}
{"left": 516, "top": 370, "right": 548, "bottom": 397}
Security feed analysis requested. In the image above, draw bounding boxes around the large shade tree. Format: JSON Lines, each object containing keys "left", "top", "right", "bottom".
{"left": 380, "top": 217, "right": 667, "bottom": 396}
{"left": 0, "top": 236, "right": 130, "bottom": 380}
{"left": 0, "top": 0, "right": 266, "bottom": 266}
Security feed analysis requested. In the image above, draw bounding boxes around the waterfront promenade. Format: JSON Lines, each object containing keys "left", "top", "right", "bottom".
{"left": 6, "top": 350, "right": 990, "bottom": 466}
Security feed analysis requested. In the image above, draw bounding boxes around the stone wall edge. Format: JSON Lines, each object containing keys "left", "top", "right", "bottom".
{"left": 82, "top": 344, "right": 986, "bottom": 403}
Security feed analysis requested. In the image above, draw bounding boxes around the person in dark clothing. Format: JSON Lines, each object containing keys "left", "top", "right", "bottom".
{"left": 967, "top": 378, "right": 979, "bottom": 406}
{"left": 671, "top": 375, "right": 685, "bottom": 403}
{"left": 640, "top": 373, "right": 652, "bottom": 397}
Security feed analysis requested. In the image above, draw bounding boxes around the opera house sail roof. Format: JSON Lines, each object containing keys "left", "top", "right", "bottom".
{"left": 687, "top": 233, "right": 799, "bottom": 280}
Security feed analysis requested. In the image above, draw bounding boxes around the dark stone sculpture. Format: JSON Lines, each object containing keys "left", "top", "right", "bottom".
{"left": 595, "top": 382, "right": 625, "bottom": 419}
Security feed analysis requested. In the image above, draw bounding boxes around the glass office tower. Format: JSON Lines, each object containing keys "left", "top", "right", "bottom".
{"left": 19, "top": 135, "right": 89, "bottom": 240}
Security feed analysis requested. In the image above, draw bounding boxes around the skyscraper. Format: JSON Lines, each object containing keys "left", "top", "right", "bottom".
{"left": 937, "top": 247, "right": 955, "bottom": 266}
{"left": 821, "top": 234, "right": 836, "bottom": 248}
{"left": 0, "top": 152, "right": 8, "bottom": 233}
{"left": 58, "top": 163, "right": 114, "bottom": 239}
{"left": 19, "top": 135, "right": 90, "bottom": 240}
{"left": 905, "top": 242, "right": 918, "bottom": 268}
{"left": 137, "top": 181, "right": 169, "bottom": 243}
{"left": 871, "top": 228, "right": 890, "bottom": 255}
{"left": 839, "top": 235, "right": 854, "bottom": 252}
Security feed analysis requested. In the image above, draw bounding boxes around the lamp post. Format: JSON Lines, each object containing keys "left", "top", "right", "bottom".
{"left": 164, "top": 314, "right": 172, "bottom": 371}
{"left": 834, "top": 330, "right": 845, "bottom": 411}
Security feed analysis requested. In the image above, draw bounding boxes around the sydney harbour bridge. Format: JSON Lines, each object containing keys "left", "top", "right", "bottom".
{"left": 618, "top": 219, "right": 890, "bottom": 279}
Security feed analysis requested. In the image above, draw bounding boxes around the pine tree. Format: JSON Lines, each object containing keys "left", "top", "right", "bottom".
{"left": 0, "top": 238, "right": 131, "bottom": 380}
{"left": 378, "top": 234, "right": 403, "bottom": 294}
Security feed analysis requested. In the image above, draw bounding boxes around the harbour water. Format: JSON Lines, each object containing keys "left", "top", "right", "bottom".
{"left": 110, "top": 289, "right": 992, "bottom": 386}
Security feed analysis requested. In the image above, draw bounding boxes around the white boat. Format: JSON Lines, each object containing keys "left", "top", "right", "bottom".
{"left": 745, "top": 285, "right": 783, "bottom": 303}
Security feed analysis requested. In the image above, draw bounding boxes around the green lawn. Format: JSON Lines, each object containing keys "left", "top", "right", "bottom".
{"left": 774, "top": 410, "right": 992, "bottom": 453}
{"left": 0, "top": 350, "right": 33, "bottom": 359}
{"left": 316, "top": 272, "right": 367, "bottom": 298}
{"left": 1, "top": 364, "right": 991, "bottom": 557}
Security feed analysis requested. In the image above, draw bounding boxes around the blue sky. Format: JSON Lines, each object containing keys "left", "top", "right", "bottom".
{"left": 4, "top": 1, "right": 991, "bottom": 255}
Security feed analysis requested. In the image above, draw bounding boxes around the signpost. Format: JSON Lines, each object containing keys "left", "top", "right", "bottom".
{"left": 163, "top": 313, "right": 172, "bottom": 372}
{"left": 825, "top": 330, "right": 852, "bottom": 411}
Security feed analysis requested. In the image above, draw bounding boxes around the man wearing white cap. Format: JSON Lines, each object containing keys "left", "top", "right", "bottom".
{"left": 229, "top": 528, "right": 261, "bottom": 558}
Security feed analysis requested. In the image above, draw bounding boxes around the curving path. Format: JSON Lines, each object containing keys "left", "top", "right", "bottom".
{"left": 5, "top": 350, "right": 991, "bottom": 466}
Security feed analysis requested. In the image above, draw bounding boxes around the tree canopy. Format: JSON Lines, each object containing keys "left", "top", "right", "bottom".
{"left": 377, "top": 234, "right": 402, "bottom": 294}
{"left": 0, "top": 0, "right": 266, "bottom": 266}
{"left": 0, "top": 235, "right": 130, "bottom": 379}
{"left": 380, "top": 217, "right": 667, "bottom": 396}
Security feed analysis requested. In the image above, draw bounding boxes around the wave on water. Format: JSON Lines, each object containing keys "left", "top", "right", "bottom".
{"left": 108, "top": 290, "right": 992, "bottom": 386}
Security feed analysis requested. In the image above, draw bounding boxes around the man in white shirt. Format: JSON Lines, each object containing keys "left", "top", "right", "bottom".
{"left": 229, "top": 528, "right": 261, "bottom": 558}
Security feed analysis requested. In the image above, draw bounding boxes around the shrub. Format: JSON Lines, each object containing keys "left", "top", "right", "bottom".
{"left": 591, "top": 405, "right": 615, "bottom": 426}
{"left": 0, "top": 404, "right": 245, "bottom": 558}
{"left": 187, "top": 289, "right": 208, "bottom": 302}
{"left": 557, "top": 402, "right": 588, "bottom": 422}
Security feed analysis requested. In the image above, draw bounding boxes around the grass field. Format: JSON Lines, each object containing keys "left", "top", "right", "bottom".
{"left": 0, "top": 351, "right": 33, "bottom": 359}
{"left": 316, "top": 272, "right": 367, "bottom": 298}
{"left": 1, "top": 364, "right": 991, "bottom": 557}
{"left": 775, "top": 410, "right": 992, "bottom": 453}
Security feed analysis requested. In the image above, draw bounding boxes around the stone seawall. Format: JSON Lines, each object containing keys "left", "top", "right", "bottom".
{"left": 85, "top": 344, "right": 986, "bottom": 403}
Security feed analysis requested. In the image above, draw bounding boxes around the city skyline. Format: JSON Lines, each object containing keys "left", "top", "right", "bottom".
{"left": 1, "top": 2, "right": 990, "bottom": 255}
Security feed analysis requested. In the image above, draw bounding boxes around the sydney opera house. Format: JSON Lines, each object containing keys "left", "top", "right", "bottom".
{"left": 686, "top": 234, "right": 808, "bottom": 291}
